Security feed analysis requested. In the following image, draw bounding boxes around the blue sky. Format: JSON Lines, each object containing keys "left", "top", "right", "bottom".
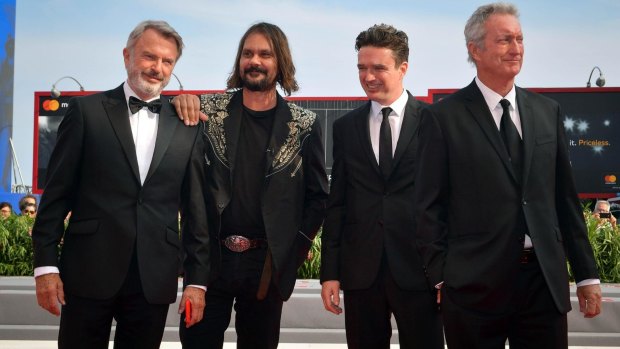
{"left": 11, "top": 0, "right": 620, "bottom": 185}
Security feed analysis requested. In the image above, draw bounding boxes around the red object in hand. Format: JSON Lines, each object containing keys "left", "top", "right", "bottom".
{"left": 185, "top": 299, "right": 191, "bottom": 323}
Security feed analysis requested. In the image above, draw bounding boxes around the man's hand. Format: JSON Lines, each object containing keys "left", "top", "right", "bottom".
{"left": 593, "top": 212, "right": 617, "bottom": 229}
{"left": 172, "top": 94, "right": 207, "bottom": 126}
{"left": 577, "top": 284, "right": 602, "bottom": 318}
{"left": 609, "top": 214, "right": 617, "bottom": 228}
{"left": 35, "top": 273, "right": 65, "bottom": 316}
{"left": 321, "top": 280, "right": 343, "bottom": 315}
{"left": 178, "top": 286, "right": 206, "bottom": 328}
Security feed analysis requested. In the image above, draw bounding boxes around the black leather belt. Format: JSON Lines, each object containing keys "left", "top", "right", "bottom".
{"left": 520, "top": 248, "right": 536, "bottom": 264}
{"left": 221, "top": 235, "right": 267, "bottom": 252}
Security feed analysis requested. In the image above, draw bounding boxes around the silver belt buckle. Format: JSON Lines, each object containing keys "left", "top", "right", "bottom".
{"left": 224, "top": 235, "right": 251, "bottom": 252}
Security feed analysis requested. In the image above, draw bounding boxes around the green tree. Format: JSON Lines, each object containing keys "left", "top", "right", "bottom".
{"left": 0, "top": 215, "right": 35, "bottom": 276}
{"left": 574, "top": 209, "right": 620, "bottom": 282}
{"left": 297, "top": 229, "right": 322, "bottom": 279}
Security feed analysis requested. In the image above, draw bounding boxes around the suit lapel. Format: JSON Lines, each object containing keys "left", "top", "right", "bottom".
{"left": 223, "top": 92, "right": 244, "bottom": 173}
{"left": 516, "top": 87, "right": 534, "bottom": 189}
{"left": 392, "top": 92, "right": 421, "bottom": 167}
{"left": 354, "top": 102, "right": 381, "bottom": 176}
{"left": 464, "top": 81, "right": 519, "bottom": 183}
{"left": 265, "top": 94, "right": 291, "bottom": 175}
{"left": 144, "top": 98, "right": 178, "bottom": 183}
{"left": 103, "top": 85, "right": 141, "bottom": 183}
{"left": 465, "top": 81, "right": 517, "bottom": 182}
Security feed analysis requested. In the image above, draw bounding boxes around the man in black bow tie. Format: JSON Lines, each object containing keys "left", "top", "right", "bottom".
{"left": 32, "top": 20, "right": 209, "bottom": 349}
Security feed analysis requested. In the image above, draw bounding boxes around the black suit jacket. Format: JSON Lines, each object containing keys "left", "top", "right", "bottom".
{"left": 321, "top": 92, "right": 429, "bottom": 291}
{"left": 414, "top": 80, "right": 599, "bottom": 313}
{"left": 32, "top": 84, "right": 209, "bottom": 305}
{"left": 198, "top": 90, "right": 328, "bottom": 300}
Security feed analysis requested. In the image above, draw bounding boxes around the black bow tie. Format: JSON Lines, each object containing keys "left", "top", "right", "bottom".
{"left": 128, "top": 96, "right": 162, "bottom": 114}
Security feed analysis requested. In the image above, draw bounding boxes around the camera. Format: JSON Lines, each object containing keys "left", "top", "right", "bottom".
{"left": 599, "top": 212, "right": 612, "bottom": 219}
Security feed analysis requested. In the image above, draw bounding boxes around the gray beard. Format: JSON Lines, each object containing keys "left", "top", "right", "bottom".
{"left": 127, "top": 70, "right": 168, "bottom": 98}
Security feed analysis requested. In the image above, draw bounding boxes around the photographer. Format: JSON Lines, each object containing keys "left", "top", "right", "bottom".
{"left": 593, "top": 200, "right": 617, "bottom": 230}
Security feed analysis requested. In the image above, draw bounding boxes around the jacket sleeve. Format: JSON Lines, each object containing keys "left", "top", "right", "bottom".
{"left": 553, "top": 105, "right": 599, "bottom": 282}
{"left": 297, "top": 118, "right": 328, "bottom": 262}
{"left": 320, "top": 118, "right": 345, "bottom": 283}
{"left": 32, "top": 97, "right": 84, "bottom": 268}
{"left": 180, "top": 122, "right": 211, "bottom": 286}
{"left": 413, "top": 107, "right": 449, "bottom": 288}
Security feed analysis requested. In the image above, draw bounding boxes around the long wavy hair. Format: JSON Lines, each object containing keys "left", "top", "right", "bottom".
{"left": 226, "top": 22, "right": 299, "bottom": 96}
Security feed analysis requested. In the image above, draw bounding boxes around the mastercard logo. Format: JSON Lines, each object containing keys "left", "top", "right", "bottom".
{"left": 42, "top": 99, "right": 60, "bottom": 111}
{"left": 604, "top": 175, "right": 617, "bottom": 184}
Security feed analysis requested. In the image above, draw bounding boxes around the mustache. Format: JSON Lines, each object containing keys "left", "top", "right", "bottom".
{"left": 144, "top": 70, "right": 164, "bottom": 81}
{"left": 245, "top": 66, "right": 268, "bottom": 75}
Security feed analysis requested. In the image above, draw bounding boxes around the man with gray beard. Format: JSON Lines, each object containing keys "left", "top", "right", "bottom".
{"left": 32, "top": 20, "right": 209, "bottom": 348}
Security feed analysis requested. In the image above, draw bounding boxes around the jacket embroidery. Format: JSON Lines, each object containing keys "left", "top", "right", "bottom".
{"left": 200, "top": 92, "right": 316, "bottom": 174}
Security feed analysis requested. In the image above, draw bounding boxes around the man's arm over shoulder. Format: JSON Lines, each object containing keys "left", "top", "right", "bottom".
{"left": 172, "top": 94, "right": 209, "bottom": 125}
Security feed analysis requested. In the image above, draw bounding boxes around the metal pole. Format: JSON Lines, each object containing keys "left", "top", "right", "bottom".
{"left": 8, "top": 137, "right": 25, "bottom": 192}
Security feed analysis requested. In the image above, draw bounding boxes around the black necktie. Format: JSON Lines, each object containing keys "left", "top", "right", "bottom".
{"left": 379, "top": 107, "right": 393, "bottom": 179}
{"left": 128, "top": 96, "right": 162, "bottom": 114}
{"left": 499, "top": 99, "right": 523, "bottom": 182}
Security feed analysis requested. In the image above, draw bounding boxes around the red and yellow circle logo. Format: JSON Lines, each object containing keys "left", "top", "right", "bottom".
{"left": 42, "top": 99, "right": 60, "bottom": 111}
{"left": 604, "top": 175, "right": 617, "bottom": 184}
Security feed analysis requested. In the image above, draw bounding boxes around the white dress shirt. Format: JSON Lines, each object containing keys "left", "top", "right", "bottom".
{"left": 369, "top": 89, "right": 409, "bottom": 163}
{"left": 124, "top": 82, "right": 159, "bottom": 185}
{"left": 475, "top": 77, "right": 522, "bottom": 138}
{"left": 476, "top": 77, "right": 531, "bottom": 249}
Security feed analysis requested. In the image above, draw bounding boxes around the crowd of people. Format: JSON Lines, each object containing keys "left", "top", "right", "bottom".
{"left": 19, "top": 2, "right": 616, "bottom": 349}
{"left": 0, "top": 194, "right": 38, "bottom": 219}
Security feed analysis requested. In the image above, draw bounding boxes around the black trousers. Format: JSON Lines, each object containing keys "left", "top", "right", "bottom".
{"left": 442, "top": 258, "right": 568, "bottom": 349}
{"left": 58, "top": 251, "right": 169, "bottom": 349}
{"left": 180, "top": 247, "right": 283, "bottom": 349}
{"left": 343, "top": 258, "right": 444, "bottom": 349}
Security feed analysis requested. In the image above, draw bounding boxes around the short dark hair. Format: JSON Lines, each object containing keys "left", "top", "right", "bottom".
{"left": 355, "top": 24, "right": 409, "bottom": 66}
{"left": 227, "top": 22, "right": 299, "bottom": 96}
{"left": 0, "top": 202, "right": 12, "bottom": 210}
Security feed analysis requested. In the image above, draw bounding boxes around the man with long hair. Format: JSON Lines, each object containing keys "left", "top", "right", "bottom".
{"left": 175, "top": 22, "right": 328, "bottom": 349}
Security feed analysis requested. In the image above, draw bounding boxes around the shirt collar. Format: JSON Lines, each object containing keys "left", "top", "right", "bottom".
{"left": 123, "top": 81, "right": 161, "bottom": 105}
{"left": 475, "top": 76, "right": 516, "bottom": 112}
{"left": 370, "top": 89, "right": 408, "bottom": 119}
